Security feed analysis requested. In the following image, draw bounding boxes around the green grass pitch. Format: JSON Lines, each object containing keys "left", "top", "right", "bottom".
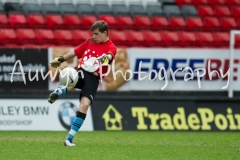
{"left": 0, "top": 131, "right": 239, "bottom": 160}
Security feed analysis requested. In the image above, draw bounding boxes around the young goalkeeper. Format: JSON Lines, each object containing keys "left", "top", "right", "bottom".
{"left": 48, "top": 20, "right": 117, "bottom": 146}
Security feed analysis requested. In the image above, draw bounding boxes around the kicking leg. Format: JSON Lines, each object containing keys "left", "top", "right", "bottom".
{"left": 48, "top": 85, "right": 74, "bottom": 104}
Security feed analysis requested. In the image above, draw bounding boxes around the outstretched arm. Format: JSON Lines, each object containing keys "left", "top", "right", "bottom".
{"left": 50, "top": 50, "right": 76, "bottom": 68}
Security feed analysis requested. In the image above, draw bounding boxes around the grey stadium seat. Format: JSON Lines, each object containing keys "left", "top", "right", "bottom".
{"left": 0, "top": 3, "right": 5, "bottom": 13}
{"left": 76, "top": 3, "right": 94, "bottom": 15}
{"left": 58, "top": 3, "right": 77, "bottom": 15}
{"left": 163, "top": 5, "right": 182, "bottom": 17}
{"left": 158, "top": 0, "right": 176, "bottom": 5}
{"left": 112, "top": 4, "right": 130, "bottom": 16}
{"left": 129, "top": 4, "right": 147, "bottom": 17}
{"left": 146, "top": 3, "right": 164, "bottom": 17}
{"left": 41, "top": 3, "right": 60, "bottom": 15}
{"left": 4, "top": 2, "right": 22, "bottom": 14}
{"left": 22, "top": 3, "right": 42, "bottom": 14}
{"left": 94, "top": 4, "right": 112, "bottom": 16}
{"left": 180, "top": 5, "right": 198, "bottom": 17}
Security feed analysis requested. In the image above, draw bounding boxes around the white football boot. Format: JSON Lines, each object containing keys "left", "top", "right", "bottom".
{"left": 64, "top": 139, "right": 76, "bottom": 147}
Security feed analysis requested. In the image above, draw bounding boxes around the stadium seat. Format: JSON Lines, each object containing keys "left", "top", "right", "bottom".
{"left": 160, "top": 31, "right": 180, "bottom": 47}
{"left": 0, "top": 14, "right": 9, "bottom": 28}
{"left": 212, "top": 32, "right": 230, "bottom": 47}
{"left": 0, "top": 3, "right": 4, "bottom": 13}
{"left": 22, "top": 3, "right": 42, "bottom": 15}
{"left": 226, "top": 0, "right": 240, "bottom": 7}
{"left": 112, "top": 3, "right": 130, "bottom": 16}
{"left": 80, "top": 15, "right": 97, "bottom": 29}
{"left": 197, "top": 5, "right": 214, "bottom": 17}
{"left": 195, "top": 32, "right": 214, "bottom": 47}
{"left": 169, "top": 17, "right": 186, "bottom": 30}
{"left": 71, "top": 30, "right": 91, "bottom": 45}
{"left": 45, "top": 14, "right": 65, "bottom": 29}
{"left": 8, "top": 14, "right": 28, "bottom": 28}
{"left": 108, "top": 30, "right": 127, "bottom": 46}
{"left": 151, "top": 16, "right": 169, "bottom": 30}
{"left": 98, "top": 15, "right": 118, "bottom": 29}
{"left": 163, "top": 5, "right": 182, "bottom": 17}
{"left": 133, "top": 16, "right": 152, "bottom": 30}
{"left": 129, "top": 4, "right": 147, "bottom": 17}
{"left": 203, "top": 17, "right": 221, "bottom": 31}
{"left": 220, "top": 17, "right": 237, "bottom": 31}
{"left": 178, "top": 31, "right": 197, "bottom": 47}
{"left": 41, "top": 3, "right": 60, "bottom": 15}
{"left": 208, "top": 0, "right": 225, "bottom": 7}
{"left": 124, "top": 30, "right": 145, "bottom": 46}
{"left": 192, "top": 0, "right": 208, "bottom": 6}
{"left": 116, "top": 16, "right": 134, "bottom": 30}
{"left": 186, "top": 17, "right": 204, "bottom": 31}
{"left": 76, "top": 3, "right": 94, "bottom": 15}
{"left": 175, "top": 0, "right": 192, "bottom": 6}
{"left": 4, "top": 2, "right": 22, "bottom": 14}
{"left": 159, "top": 0, "right": 176, "bottom": 5}
{"left": 146, "top": 3, "right": 164, "bottom": 17}
{"left": 58, "top": 3, "right": 77, "bottom": 15}
{"left": 53, "top": 29, "right": 74, "bottom": 45}
{"left": 143, "top": 30, "right": 163, "bottom": 47}
{"left": 0, "top": 29, "right": 17, "bottom": 45}
{"left": 16, "top": 28, "right": 36, "bottom": 44}
{"left": 27, "top": 14, "right": 46, "bottom": 28}
{"left": 214, "top": 6, "right": 231, "bottom": 18}
{"left": 180, "top": 5, "right": 198, "bottom": 17}
{"left": 231, "top": 7, "right": 240, "bottom": 21}
{"left": 64, "top": 14, "right": 81, "bottom": 29}
{"left": 94, "top": 4, "right": 112, "bottom": 16}
{"left": 236, "top": 19, "right": 240, "bottom": 29}
{"left": 235, "top": 35, "right": 240, "bottom": 48}
{"left": 34, "top": 29, "right": 55, "bottom": 45}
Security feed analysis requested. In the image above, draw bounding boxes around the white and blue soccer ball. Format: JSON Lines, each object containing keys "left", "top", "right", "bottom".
{"left": 59, "top": 67, "right": 79, "bottom": 87}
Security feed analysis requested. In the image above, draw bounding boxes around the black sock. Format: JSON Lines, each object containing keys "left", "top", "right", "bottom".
{"left": 76, "top": 111, "right": 86, "bottom": 120}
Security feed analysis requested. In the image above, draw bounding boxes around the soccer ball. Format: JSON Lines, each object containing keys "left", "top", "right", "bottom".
{"left": 59, "top": 67, "right": 79, "bottom": 87}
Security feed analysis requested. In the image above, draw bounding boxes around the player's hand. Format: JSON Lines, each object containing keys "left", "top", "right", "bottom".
{"left": 97, "top": 54, "right": 109, "bottom": 65}
{"left": 50, "top": 56, "right": 65, "bottom": 68}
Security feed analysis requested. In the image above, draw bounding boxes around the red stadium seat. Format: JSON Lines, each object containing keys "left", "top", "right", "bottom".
{"left": 169, "top": 17, "right": 186, "bottom": 30}
{"left": 220, "top": 17, "right": 237, "bottom": 31}
{"left": 0, "top": 14, "right": 8, "bottom": 28}
{"left": 214, "top": 6, "right": 231, "bottom": 18}
{"left": 71, "top": 30, "right": 91, "bottom": 45}
{"left": 116, "top": 16, "right": 134, "bottom": 30}
{"left": 203, "top": 17, "right": 221, "bottom": 31}
{"left": 98, "top": 15, "right": 118, "bottom": 29}
{"left": 212, "top": 32, "right": 230, "bottom": 47}
{"left": 54, "top": 30, "right": 74, "bottom": 45}
{"left": 197, "top": 5, "right": 214, "bottom": 17}
{"left": 133, "top": 16, "right": 151, "bottom": 30}
{"left": 0, "top": 29, "right": 17, "bottom": 45}
{"left": 231, "top": 7, "right": 240, "bottom": 21}
{"left": 175, "top": 0, "right": 192, "bottom": 6}
{"left": 193, "top": 0, "right": 208, "bottom": 6}
{"left": 160, "top": 31, "right": 180, "bottom": 47}
{"left": 45, "top": 14, "right": 65, "bottom": 29}
{"left": 209, "top": 0, "right": 225, "bottom": 7}
{"left": 186, "top": 17, "right": 204, "bottom": 31}
{"left": 35, "top": 29, "right": 55, "bottom": 45}
{"left": 64, "top": 14, "right": 81, "bottom": 29}
{"left": 8, "top": 14, "right": 28, "bottom": 28}
{"left": 80, "top": 15, "right": 97, "bottom": 29}
{"left": 235, "top": 35, "right": 240, "bottom": 48}
{"left": 195, "top": 32, "right": 214, "bottom": 47}
{"left": 109, "top": 30, "right": 127, "bottom": 46}
{"left": 124, "top": 30, "right": 145, "bottom": 46}
{"left": 16, "top": 28, "right": 36, "bottom": 44}
{"left": 27, "top": 14, "right": 46, "bottom": 28}
{"left": 151, "top": 16, "right": 169, "bottom": 30}
{"left": 178, "top": 31, "right": 198, "bottom": 47}
{"left": 143, "top": 30, "right": 162, "bottom": 47}
{"left": 226, "top": 0, "right": 240, "bottom": 7}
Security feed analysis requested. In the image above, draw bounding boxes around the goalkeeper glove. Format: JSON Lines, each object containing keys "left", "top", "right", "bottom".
{"left": 50, "top": 56, "right": 65, "bottom": 68}
{"left": 97, "top": 54, "right": 109, "bottom": 65}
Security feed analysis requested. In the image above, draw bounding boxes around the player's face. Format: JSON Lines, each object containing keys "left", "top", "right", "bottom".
{"left": 92, "top": 28, "right": 107, "bottom": 43}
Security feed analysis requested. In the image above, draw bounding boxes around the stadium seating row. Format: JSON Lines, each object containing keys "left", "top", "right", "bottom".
{"left": 176, "top": 0, "right": 240, "bottom": 7}
{"left": 0, "top": 28, "right": 239, "bottom": 48}
{"left": 1, "top": 13, "right": 239, "bottom": 32}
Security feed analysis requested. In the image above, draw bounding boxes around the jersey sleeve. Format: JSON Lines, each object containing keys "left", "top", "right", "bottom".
{"left": 74, "top": 38, "right": 90, "bottom": 59}
{"left": 107, "top": 42, "right": 117, "bottom": 63}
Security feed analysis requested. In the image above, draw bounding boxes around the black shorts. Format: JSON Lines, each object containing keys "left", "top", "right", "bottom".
{"left": 74, "top": 68, "right": 99, "bottom": 105}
